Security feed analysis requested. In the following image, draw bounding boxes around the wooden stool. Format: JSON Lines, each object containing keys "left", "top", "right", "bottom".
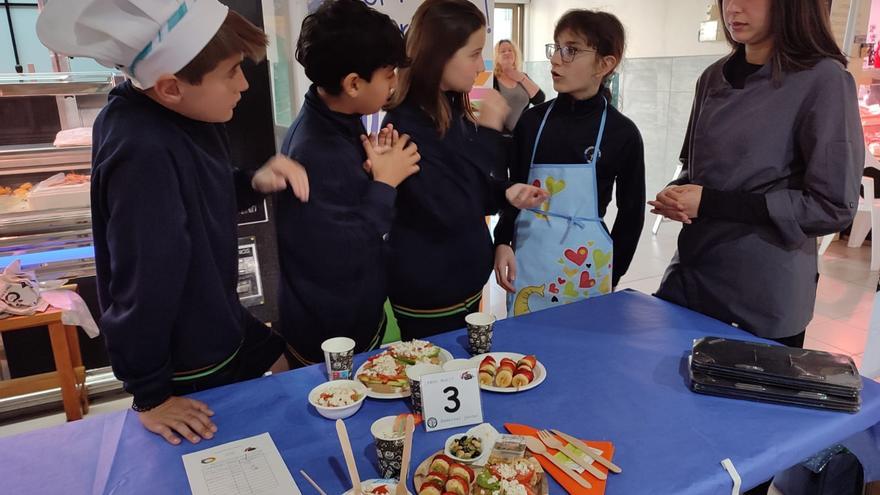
{"left": 0, "top": 308, "right": 89, "bottom": 421}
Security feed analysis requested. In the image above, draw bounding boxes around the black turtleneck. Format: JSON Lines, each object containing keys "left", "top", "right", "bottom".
{"left": 494, "top": 91, "right": 646, "bottom": 287}
{"left": 723, "top": 47, "right": 764, "bottom": 90}
{"left": 276, "top": 85, "right": 396, "bottom": 364}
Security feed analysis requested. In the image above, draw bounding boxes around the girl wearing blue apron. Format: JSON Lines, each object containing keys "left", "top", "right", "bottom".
{"left": 494, "top": 10, "right": 646, "bottom": 315}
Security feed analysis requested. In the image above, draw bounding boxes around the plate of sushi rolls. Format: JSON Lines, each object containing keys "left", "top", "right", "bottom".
{"left": 474, "top": 353, "right": 545, "bottom": 393}
{"left": 413, "top": 449, "right": 548, "bottom": 495}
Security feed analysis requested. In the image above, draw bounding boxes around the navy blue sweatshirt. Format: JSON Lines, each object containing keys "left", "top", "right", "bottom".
{"left": 91, "top": 81, "right": 259, "bottom": 408}
{"left": 494, "top": 92, "right": 646, "bottom": 287}
{"left": 277, "top": 86, "right": 395, "bottom": 364}
{"left": 383, "top": 94, "right": 509, "bottom": 308}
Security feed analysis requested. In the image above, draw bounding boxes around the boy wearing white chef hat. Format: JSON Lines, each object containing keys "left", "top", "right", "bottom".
{"left": 37, "top": 0, "right": 307, "bottom": 446}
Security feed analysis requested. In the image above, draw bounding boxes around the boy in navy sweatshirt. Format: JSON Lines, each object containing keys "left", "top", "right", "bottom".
{"left": 277, "top": 0, "right": 420, "bottom": 365}
{"left": 37, "top": 1, "right": 309, "bottom": 445}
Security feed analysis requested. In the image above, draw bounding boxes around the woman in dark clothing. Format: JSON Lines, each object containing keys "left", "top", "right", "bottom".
{"left": 650, "top": 2, "right": 864, "bottom": 490}
{"left": 383, "top": 0, "right": 548, "bottom": 339}
{"left": 650, "top": 0, "right": 862, "bottom": 347}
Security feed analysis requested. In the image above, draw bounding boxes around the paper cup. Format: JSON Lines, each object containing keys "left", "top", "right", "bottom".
{"left": 465, "top": 312, "right": 495, "bottom": 355}
{"left": 321, "top": 337, "right": 355, "bottom": 381}
{"left": 405, "top": 363, "right": 442, "bottom": 415}
{"left": 371, "top": 416, "right": 406, "bottom": 479}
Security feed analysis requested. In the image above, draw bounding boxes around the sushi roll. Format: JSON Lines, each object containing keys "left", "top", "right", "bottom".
{"left": 512, "top": 368, "right": 534, "bottom": 387}
{"left": 494, "top": 367, "right": 513, "bottom": 388}
{"left": 424, "top": 473, "right": 447, "bottom": 486}
{"left": 449, "top": 463, "right": 476, "bottom": 484}
{"left": 429, "top": 454, "right": 453, "bottom": 475}
{"left": 478, "top": 357, "right": 496, "bottom": 381}
{"left": 478, "top": 370, "right": 494, "bottom": 385}
{"left": 445, "top": 476, "right": 470, "bottom": 495}
{"left": 419, "top": 480, "right": 444, "bottom": 495}
{"left": 499, "top": 358, "right": 517, "bottom": 370}
{"left": 517, "top": 355, "right": 537, "bottom": 369}
{"left": 479, "top": 357, "right": 496, "bottom": 373}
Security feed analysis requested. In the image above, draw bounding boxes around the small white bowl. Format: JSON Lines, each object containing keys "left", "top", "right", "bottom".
{"left": 308, "top": 380, "right": 368, "bottom": 420}
{"left": 444, "top": 433, "right": 486, "bottom": 465}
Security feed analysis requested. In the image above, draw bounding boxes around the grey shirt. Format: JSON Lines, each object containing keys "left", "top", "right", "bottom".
{"left": 656, "top": 52, "right": 864, "bottom": 339}
{"left": 498, "top": 80, "right": 531, "bottom": 134}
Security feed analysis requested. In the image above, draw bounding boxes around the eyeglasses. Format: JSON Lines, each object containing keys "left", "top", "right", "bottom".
{"left": 545, "top": 43, "right": 596, "bottom": 63}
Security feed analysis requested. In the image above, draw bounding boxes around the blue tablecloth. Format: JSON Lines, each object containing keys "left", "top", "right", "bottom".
{"left": 2, "top": 291, "right": 879, "bottom": 494}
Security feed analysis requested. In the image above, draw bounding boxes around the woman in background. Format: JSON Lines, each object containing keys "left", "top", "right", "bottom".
{"left": 493, "top": 39, "right": 545, "bottom": 135}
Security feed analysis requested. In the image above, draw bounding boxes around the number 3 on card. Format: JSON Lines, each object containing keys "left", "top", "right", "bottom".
{"left": 421, "top": 368, "right": 482, "bottom": 432}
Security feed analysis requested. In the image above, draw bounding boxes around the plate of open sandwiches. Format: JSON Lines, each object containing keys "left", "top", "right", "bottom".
{"left": 355, "top": 340, "right": 454, "bottom": 399}
{"left": 414, "top": 434, "right": 548, "bottom": 495}
{"left": 474, "top": 353, "right": 545, "bottom": 393}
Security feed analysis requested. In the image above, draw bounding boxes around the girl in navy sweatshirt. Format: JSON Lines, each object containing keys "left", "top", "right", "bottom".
{"left": 383, "top": 0, "right": 548, "bottom": 339}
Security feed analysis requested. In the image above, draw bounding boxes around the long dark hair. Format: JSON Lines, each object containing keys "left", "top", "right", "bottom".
{"left": 387, "top": 0, "right": 485, "bottom": 135}
{"left": 717, "top": 0, "right": 846, "bottom": 79}
{"left": 554, "top": 10, "right": 625, "bottom": 100}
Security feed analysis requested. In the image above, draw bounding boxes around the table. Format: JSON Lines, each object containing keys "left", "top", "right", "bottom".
{"left": 2, "top": 291, "right": 879, "bottom": 494}
{"left": 0, "top": 308, "right": 88, "bottom": 421}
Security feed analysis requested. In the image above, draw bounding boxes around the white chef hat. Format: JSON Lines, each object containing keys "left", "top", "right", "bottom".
{"left": 36, "top": 0, "right": 229, "bottom": 89}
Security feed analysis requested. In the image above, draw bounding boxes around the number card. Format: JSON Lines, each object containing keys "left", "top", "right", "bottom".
{"left": 420, "top": 367, "right": 483, "bottom": 432}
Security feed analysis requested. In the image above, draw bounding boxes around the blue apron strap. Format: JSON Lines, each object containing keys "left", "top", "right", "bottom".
{"left": 559, "top": 206, "right": 583, "bottom": 245}
{"left": 532, "top": 97, "right": 608, "bottom": 168}
{"left": 529, "top": 100, "right": 557, "bottom": 166}
{"left": 590, "top": 97, "right": 609, "bottom": 166}
{"left": 523, "top": 208, "right": 590, "bottom": 245}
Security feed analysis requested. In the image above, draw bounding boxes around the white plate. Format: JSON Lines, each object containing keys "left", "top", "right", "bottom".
{"left": 473, "top": 352, "right": 546, "bottom": 393}
{"left": 341, "top": 478, "right": 412, "bottom": 495}
{"left": 356, "top": 346, "right": 454, "bottom": 400}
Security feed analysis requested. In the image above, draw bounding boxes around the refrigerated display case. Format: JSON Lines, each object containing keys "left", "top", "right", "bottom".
{"left": 0, "top": 72, "right": 119, "bottom": 416}
{"left": 0, "top": 0, "right": 284, "bottom": 418}
{"left": 0, "top": 146, "right": 95, "bottom": 281}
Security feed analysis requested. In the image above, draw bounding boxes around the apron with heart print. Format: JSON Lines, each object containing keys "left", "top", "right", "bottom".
{"left": 508, "top": 97, "right": 613, "bottom": 316}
